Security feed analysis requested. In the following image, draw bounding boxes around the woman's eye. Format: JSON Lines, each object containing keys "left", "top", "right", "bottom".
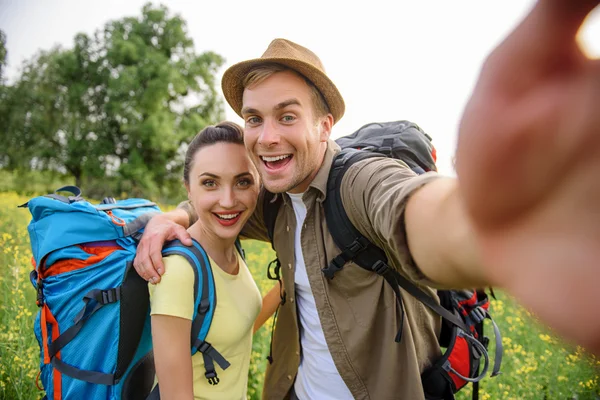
{"left": 238, "top": 178, "right": 253, "bottom": 187}
{"left": 202, "top": 180, "right": 216, "bottom": 188}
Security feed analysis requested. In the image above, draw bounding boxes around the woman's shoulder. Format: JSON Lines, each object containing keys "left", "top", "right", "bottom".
{"left": 156, "top": 254, "right": 196, "bottom": 284}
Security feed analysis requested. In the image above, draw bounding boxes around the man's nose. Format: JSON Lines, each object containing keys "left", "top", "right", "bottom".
{"left": 258, "top": 119, "right": 280, "bottom": 147}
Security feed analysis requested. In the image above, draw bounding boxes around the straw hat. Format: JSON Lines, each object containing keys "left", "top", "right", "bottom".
{"left": 221, "top": 38, "right": 345, "bottom": 124}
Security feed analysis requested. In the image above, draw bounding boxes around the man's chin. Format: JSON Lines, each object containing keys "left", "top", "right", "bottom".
{"left": 262, "top": 180, "right": 290, "bottom": 194}
{"left": 261, "top": 175, "right": 297, "bottom": 194}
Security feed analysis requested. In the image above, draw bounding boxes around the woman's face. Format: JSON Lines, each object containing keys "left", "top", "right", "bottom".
{"left": 186, "top": 142, "right": 259, "bottom": 241}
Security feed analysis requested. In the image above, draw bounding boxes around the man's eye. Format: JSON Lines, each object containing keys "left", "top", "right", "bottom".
{"left": 246, "top": 116, "right": 261, "bottom": 125}
{"left": 282, "top": 115, "right": 295, "bottom": 122}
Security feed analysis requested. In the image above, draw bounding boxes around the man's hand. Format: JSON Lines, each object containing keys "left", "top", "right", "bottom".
{"left": 134, "top": 213, "right": 192, "bottom": 284}
{"left": 456, "top": 0, "right": 600, "bottom": 354}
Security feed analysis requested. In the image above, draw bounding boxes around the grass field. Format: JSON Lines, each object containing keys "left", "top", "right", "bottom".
{"left": 0, "top": 191, "right": 598, "bottom": 399}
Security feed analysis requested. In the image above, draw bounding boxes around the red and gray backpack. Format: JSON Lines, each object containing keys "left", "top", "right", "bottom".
{"left": 263, "top": 120, "right": 503, "bottom": 400}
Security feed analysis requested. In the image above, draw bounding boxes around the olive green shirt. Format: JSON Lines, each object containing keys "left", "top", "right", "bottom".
{"left": 182, "top": 140, "right": 442, "bottom": 399}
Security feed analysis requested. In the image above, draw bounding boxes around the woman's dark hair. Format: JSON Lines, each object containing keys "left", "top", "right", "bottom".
{"left": 183, "top": 121, "right": 244, "bottom": 184}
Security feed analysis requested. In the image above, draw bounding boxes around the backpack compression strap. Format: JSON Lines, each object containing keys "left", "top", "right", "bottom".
{"left": 44, "top": 261, "right": 148, "bottom": 386}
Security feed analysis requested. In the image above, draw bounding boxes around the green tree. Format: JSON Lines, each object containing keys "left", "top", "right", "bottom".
{"left": 0, "top": 30, "right": 7, "bottom": 83}
{"left": 2, "top": 4, "right": 224, "bottom": 195}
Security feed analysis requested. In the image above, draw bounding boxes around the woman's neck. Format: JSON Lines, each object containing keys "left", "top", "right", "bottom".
{"left": 188, "top": 223, "right": 239, "bottom": 275}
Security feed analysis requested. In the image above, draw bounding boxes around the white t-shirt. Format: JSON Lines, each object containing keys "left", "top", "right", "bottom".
{"left": 287, "top": 192, "right": 353, "bottom": 400}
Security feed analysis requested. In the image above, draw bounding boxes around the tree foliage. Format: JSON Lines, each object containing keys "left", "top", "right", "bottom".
{"left": 1, "top": 4, "right": 225, "bottom": 197}
{"left": 0, "top": 30, "right": 7, "bottom": 82}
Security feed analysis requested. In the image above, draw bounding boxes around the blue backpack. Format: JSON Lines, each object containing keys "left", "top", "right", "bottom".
{"left": 22, "top": 186, "right": 232, "bottom": 400}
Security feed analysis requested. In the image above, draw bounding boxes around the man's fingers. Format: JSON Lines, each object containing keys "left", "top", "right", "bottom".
{"left": 173, "top": 224, "right": 193, "bottom": 246}
{"left": 148, "top": 237, "right": 165, "bottom": 280}
{"left": 133, "top": 232, "right": 162, "bottom": 284}
{"left": 479, "top": 0, "right": 597, "bottom": 92}
{"left": 536, "top": 0, "right": 599, "bottom": 36}
{"left": 133, "top": 244, "right": 149, "bottom": 280}
{"left": 133, "top": 213, "right": 191, "bottom": 284}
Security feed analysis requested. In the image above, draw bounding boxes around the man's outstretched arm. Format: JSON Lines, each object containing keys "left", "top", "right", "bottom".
{"left": 409, "top": 0, "right": 600, "bottom": 355}
{"left": 133, "top": 206, "right": 192, "bottom": 283}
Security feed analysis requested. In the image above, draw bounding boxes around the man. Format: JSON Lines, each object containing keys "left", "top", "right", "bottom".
{"left": 135, "top": 0, "right": 600, "bottom": 398}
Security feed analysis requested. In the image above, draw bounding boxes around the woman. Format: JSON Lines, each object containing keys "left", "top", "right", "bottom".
{"left": 148, "top": 121, "right": 280, "bottom": 399}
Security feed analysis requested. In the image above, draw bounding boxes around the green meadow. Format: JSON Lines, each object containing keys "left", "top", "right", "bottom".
{"left": 0, "top": 192, "right": 597, "bottom": 399}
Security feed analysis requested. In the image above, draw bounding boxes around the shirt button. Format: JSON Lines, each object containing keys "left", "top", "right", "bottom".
{"left": 286, "top": 226, "right": 290, "bottom": 232}
{"left": 287, "top": 375, "right": 293, "bottom": 380}
{"left": 290, "top": 297, "right": 294, "bottom": 303}
{"left": 288, "top": 263, "right": 292, "bottom": 269}
{"left": 295, "top": 350, "right": 300, "bottom": 356}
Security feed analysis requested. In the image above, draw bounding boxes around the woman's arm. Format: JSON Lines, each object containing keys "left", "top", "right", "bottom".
{"left": 152, "top": 314, "right": 194, "bottom": 400}
{"left": 253, "top": 280, "right": 283, "bottom": 334}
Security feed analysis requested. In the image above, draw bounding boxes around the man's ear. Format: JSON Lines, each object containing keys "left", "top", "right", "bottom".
{"left": 319, "top": 113, "right": 334, "bottom": 142}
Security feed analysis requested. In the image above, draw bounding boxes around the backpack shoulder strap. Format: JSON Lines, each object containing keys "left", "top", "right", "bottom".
{"left": 234, "top": 237, "right": 245, "bottom": 261}
{"left": 323, "top": 148, "right": 388, "bottom": 278}
{"left": 160, "top": 239, "right": 230, "bottom": 385}
{"left": 263, "top": 190, "right": 283, "bottom": 250}
{"left": 323, "top": 149, "right": 471, "bottom": 337}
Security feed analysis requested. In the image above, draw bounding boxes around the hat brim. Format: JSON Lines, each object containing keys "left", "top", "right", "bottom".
{"left": 221, "top": 57, "right": 345, "bottom": 124}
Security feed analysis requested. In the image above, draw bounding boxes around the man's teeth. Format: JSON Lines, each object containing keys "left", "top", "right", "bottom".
{"left": 262, "top": 154, "right": 290, "bottom": 162}
{"left": 216, "top": 213, "right": 240, "bottom": 220}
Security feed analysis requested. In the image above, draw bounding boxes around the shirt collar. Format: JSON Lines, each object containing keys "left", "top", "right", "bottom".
{"left": 308, "top": 139, "right": 340, "bottom": 202}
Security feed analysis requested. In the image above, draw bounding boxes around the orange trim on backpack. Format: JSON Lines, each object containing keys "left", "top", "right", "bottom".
{"left": 40, "top": 245, "right": 123, "bottom": 278}
{"left": 40, "top": 305, "right": 62, "bottom": 399}
{"left": 431, "top": 146, "right": 437, "bottom": 163}
{"left": 448, "top": 335, "right": 471, "bottom": 390}
{"left": 35, "top": 369, "right": 44, "bottom": 391}
{"left": 105, "top": 210, "right": 126, "bottom": 226}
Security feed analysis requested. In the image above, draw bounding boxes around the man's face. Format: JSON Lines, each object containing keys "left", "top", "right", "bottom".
{"left": 241, "top": 70, "right": 332, "bottom": 194}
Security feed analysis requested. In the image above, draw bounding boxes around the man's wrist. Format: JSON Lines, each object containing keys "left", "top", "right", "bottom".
{"left": 176, "top": 200, "right": 195, "bottom": 228}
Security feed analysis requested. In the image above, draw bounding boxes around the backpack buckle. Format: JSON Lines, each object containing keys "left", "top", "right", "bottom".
{"left": 372, "top": 260, "right": 389, "bottom": 275}
{"left": 469, "top": 306, "right": 486, "bottom": 324}
{"left": 198, "top": 298, "right": 211, "bottom": 314}
{"left": 348, "top": 238, "right": 368, "bottom": 255}
{"left": 100, "top": 288, "right": 120, "bottom": 304}
{"left": 205, "top": 370, "right": 220, "bottom": 385}
{"left": 322, "top": 255, "right": 346, "bottom": 279}
{"left": 197, "top": 341, "right": 213, "bottom": 354}
{"left": 379, "top": 146, "right": 392, "bottom": 156}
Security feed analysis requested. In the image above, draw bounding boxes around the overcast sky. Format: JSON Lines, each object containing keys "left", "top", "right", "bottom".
{"left": 2, "top": 0, "right": 599, "bottom": 175}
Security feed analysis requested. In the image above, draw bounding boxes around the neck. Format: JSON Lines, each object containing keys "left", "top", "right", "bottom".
{"left": 188, "top": 223, "right": 238, "bottom": 274}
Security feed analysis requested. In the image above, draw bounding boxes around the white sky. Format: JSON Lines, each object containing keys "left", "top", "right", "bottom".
{"left": 1, "top": 0, "right": 599, "bottom": 175}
